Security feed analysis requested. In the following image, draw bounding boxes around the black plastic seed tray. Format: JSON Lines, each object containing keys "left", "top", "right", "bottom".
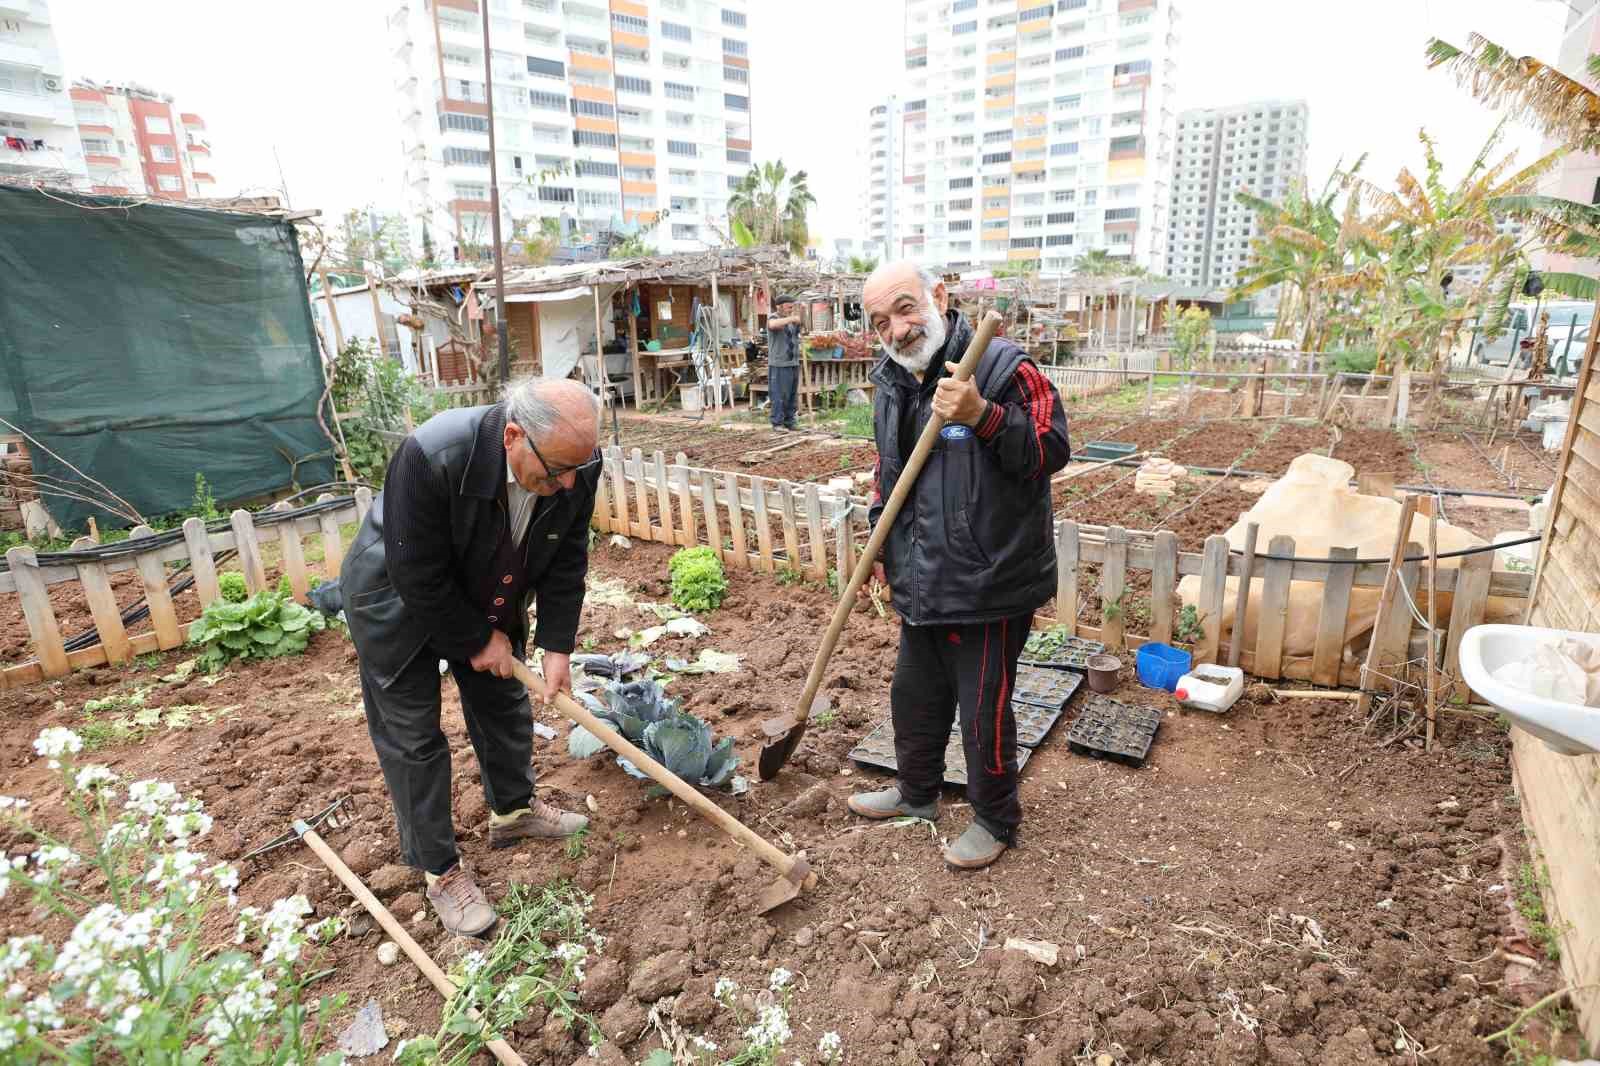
{"left": 1013, "top": 698, "right": 1072, "bottom": 749}
{"left": 1064, "top": 696, "right": 1163, "bottom": 768}
{"left": 1020, "top": 635, "right": 1106, "bottom": 671}
{"left": 848, "top": 719, "right": 1033, "bottom": 788}
{"left": 1012, "top": 664, "right": 1085, "bottom": 710}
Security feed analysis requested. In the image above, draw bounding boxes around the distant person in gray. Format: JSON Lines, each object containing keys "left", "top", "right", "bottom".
{"left": 767, "top": 295, "right": 803, "bottom": 430}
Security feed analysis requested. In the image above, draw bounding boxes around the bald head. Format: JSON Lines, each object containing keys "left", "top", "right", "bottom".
{"left": 503, "top": 376, "right": 600, "bottom": 494}
{"left": 864, "top": 260, "right": 949, "bottom": 376}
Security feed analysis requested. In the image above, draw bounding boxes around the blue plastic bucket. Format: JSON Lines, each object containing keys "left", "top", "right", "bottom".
{"left": 1136, "top": 642, "right": 1192, "bottom": 692}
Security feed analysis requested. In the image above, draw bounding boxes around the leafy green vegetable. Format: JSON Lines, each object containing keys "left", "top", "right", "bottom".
{"left": 566, "top": 678, "right": 739, "bottom": 788}
{"left": 276, "top": 573, "right": 294, "bottom": 599}
{"left": 668, "top": 546, "right": 728, "bottom": 613}
{"left": 217, "top": 571, "right": 248, "bottom": 604}
{"left": 186, "top": 589, "right": 328, "bottom": 673}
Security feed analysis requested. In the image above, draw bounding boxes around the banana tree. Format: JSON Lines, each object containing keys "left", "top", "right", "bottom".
{"left": 727, "top": 160, "right": 816, "bottom": 256}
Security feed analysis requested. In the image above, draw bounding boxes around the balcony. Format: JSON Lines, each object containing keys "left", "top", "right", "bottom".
{"left": 84, "top": 153, "right": 121, "bottom": 168}
{"left": 0, "top": 87, "right": 62, "bottom": 121}
{"left": 0, "top": 39, "right": 47, "bottom": 69}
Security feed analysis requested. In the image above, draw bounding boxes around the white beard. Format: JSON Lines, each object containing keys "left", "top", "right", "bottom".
{"left": 886, "top": 300, "right": 947, "bottom": 376}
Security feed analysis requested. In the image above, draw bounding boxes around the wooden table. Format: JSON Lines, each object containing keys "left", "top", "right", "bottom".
{"left": 749, "top": 355, "right": 878, "bottom": 413}
{"left": 633, "top": 345, "right": 750, "bottom": 410}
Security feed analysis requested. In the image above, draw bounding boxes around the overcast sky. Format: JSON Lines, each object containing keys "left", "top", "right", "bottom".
{"left": 48, "top": 0, "right": 1574, "bottom": 248}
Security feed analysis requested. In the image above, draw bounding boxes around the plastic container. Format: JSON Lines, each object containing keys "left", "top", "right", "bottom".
{"left": 1173, "top": 665, "right": 1244, "bottom": 714}
{"left": 1543, "top": 418, "right": 1569, "bottom": 451}
{"left": 1085, "top": 653, "right": 1121, "bottom": 694}
{"left": 1080, "top": 441, "right": 1137, "bottom": 462}
{"left": 1135, "top": 642, "right": 1192, "bottom": 692}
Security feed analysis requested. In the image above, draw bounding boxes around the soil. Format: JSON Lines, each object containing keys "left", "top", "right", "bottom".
{"left": 0, "top": 529, "right": 1559, "bottom": 1064}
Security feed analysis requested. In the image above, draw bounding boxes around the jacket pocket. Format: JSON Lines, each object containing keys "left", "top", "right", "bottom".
{"left": 349, "top": 582, "right": 396, "bottom": 608}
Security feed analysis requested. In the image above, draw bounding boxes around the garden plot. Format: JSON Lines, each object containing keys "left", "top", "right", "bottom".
{"left": 0, "top": 528, "right": 1578, "bottom": 1064}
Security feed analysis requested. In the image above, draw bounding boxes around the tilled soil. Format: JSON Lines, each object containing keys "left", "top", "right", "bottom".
{"left": 0, "top": 535, "right": 1554, "bottom": 1064}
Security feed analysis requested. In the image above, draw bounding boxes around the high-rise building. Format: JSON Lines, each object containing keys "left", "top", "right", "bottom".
{"left": 874, "top": 0, "right": 1179, "bottom": 274}
{"left": 390, "top": 0, "right": 754, "bottom": 262}
{"left": 1165, "top": 99, "right": 1308, "bottom": 296}
{"left": 0, "top": 0, "right": 88, "bottom": 189}
{"left": 861, "top": 96, "right": 900, "bottom": 256}
{"left": 68, "top": 81, "right": 216, "bottom": 199}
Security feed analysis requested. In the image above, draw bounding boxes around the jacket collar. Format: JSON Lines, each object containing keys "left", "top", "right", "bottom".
{"left": 460, "top": 402, "right": 509, "bottom": 499}
{"left": 869, "top": 309, "right": 973, "bottom": 391}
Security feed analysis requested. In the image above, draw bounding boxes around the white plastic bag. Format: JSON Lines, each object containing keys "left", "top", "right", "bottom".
{"left": 1492, "top": 638, "right": 1600, "bottom": 707}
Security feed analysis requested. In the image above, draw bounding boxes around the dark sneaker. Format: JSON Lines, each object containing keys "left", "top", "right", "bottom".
{"left": 425, "top": 864, "right": 497, "bottom": 937}
{"left": 487, "top": 799, "right": 589, "bottom": 848}
{"left": 846, "top": 786, "right": 938, "bottom": 821}
{"left": 942, "top": 822, "right": 1007, "bottom": 869}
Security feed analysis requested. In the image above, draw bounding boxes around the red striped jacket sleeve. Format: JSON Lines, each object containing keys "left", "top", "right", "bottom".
{"left": 972, "top": 358, "right": 1070, "bottom": 479}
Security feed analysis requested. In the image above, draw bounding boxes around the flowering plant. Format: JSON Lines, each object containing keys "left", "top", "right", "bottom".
{"left": 0, "top": 727, "right": 347, "bottom": 1063}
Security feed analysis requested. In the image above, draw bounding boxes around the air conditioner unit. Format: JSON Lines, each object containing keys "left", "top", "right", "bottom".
{"left": 42, "top": 76, "right": 62, "bottom": 92}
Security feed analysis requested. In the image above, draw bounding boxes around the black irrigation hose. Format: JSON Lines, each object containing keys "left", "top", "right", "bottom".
{"left": 1240, "top": 532, "right": 1543, "bottom": 565}
{"left": 1089, "top": 457, "right": 1538, "bottom": 501}
{"left": 58, "top": 547, "right": 241, "bottom": 653}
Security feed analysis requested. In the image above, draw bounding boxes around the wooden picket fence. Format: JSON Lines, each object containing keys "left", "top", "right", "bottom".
{"left": 1, "top": 490, "right": 372, "bottom": 690}
{"left": 1042, "top": 352, "right": 1158, "bottom": 402}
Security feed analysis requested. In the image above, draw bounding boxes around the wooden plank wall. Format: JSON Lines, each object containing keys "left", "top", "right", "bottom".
{"left": 1519, "top": 320, "right": 1600, "bottom": 1049}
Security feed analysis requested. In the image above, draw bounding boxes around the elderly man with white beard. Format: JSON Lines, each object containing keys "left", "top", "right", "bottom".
{"left": 846, "top": 261, "right": 1070, "bottom": 868}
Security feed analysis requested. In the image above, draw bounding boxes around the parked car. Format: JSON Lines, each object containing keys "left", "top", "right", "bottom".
{"left": 1472, "top": 301, "right": 1594, "bottom": 367}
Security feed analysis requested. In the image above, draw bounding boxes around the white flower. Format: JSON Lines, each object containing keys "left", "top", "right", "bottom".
{"left": 307, "top": 916, "right": 344, "bottom": 943}
{"left": 0, "top": 936, "right": 42, "bottom": 982}
{"left": 0, "top": 796, "right": 29, "bottom": 812}
{"left": 71, "top": 765, "right": 117, "bottom": 793}
{"left": 743, "top": 1003, "right": 792, "bottom": 1048}
{"left": 393, "top": 1038, "right": 414, "bottom": 1062}
{"left": 210, "top": 862, "right": 240, "bottom": 907}
{"left": 112, "top": 1003, "right": 143, "bottom": 1037}
{"left": 22, "top": 993, "right": 64, "bottom": 1030}
{"left": 258, "top": 896, "right": 313, "bottom": 966}
{"left": 33, "top": 727, "right": 82, "bottom": 768}
{"left": 692, "top": 1035, "right": 719, "bottom": 1052}
{"left": 713, "top": 976, "right": 739, "bottom": 1001}
{"left": 586, "top": 1045, "right": 600, "bottom": 1059}
{"left": 818, "top": 1031, "right": 842, "bottom": 1060}
{"left": 31, "top": 845, "right": 80, "bottom": 871}
{"left": 202, "top": 966, "right": 277, "bottom": 1045}
{"left": 0, "top": 855, "right": 27, "bottom": 899}
{"left": 768, "top": 966, "right": 793, "bottom": 991}
{"left": 459, "top": 950, "right": 487, "bottom": 978}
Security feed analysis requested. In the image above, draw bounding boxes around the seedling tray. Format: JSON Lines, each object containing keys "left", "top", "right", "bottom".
{"left": 1064, "top": 695, "right": 1163, "bottom": 768}
{"left": 1012, "top": 664, "right": 1085, "bottom": 710}
{"left": 1020, "top": 635, "right": 1106, "bottom": 671}
{"left": 1013, "top": 698, "right": 1071, "bottom": 749}
{"left": 848, "top": 719, "right": 1033, "bottom": 788}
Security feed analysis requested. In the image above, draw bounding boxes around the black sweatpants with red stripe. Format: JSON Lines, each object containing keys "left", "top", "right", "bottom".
{"left": 891, "top": 612, "right": 1032, "bottom": 843}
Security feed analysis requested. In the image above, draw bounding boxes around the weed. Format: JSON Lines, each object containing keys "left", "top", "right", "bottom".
{"left": 1175, "top": 604, "right": 1206, "bottom": 645}
{"left": 1102, "top": 591, "right": 1126, "bottom": 623}
{"left": 776, "top": 566, "right": 803, "bottom": 587}
{"left": 1516, "top": 862, "right": 1564, "bottom": 962}
{"left": 581, "top": 635, "right": 599, "bottom": 651}
{"left": 826, "top": 568, "right": 840, "bottom": 595}
{"left": 837, "top": 452, "right": 853, "bottom": 470}
{"left": 812, "top": 707, "right": 838, "bottom": 730}
{"left": 565, "top": 825, "right": 590, "bottom": 861}
{"left": 135, "top": 652, "right": 162, "bottom": 671}
{"left": 190, "top": 473, "right": 221, "bottom": 522}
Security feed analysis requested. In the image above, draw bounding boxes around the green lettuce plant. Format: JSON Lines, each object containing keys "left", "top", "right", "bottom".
{"left": 186, "top": 590, "right": 327, "bottom": 674}
{"left": 669, "top": 547, "right": 728, "bottom": 613}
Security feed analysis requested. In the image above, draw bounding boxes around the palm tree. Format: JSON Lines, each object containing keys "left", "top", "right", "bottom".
{"left": 1232, "top": 164, "right": 1358, "bottom": 349}
{"left": 727, "top": 160, "right": 816, "bottom": 256}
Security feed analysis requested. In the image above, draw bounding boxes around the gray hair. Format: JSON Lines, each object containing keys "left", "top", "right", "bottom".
{"left": 915, "top": 266, "right": 941, "bottom": 295}
{"left": 503, "top": 377, "right": 601, "bottom": 443}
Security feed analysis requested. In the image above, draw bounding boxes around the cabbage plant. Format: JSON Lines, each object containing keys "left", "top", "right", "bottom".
{"left": 566, "top": 679, "right": 739, "bottom": 788}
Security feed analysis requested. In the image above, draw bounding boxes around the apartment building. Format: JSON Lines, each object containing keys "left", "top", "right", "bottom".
{"left": 391, "top": 0, "right": 754, "bottom": 262}
{"left": 1165, "top": 99, "right": 1307, "bottom": 296}
{"left": 861, "top": 96, "right": 900, "bottom": 255}
{"left": 68, "top": 80, "right": 215, "bottom": 199}
{"left": 0, "top": 0, "right": 88, "bottom": 189}
{"left": 871, "top": 0, "right": 1179, "bottom": 274}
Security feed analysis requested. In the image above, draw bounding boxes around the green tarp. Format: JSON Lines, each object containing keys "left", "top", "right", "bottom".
{"left": 0, "top": 186, "right": 335, "bottom": 531}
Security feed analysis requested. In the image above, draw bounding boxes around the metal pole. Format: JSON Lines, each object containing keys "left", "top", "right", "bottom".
{"left": 482, "top": 8, "right": 510, "bottom": 384}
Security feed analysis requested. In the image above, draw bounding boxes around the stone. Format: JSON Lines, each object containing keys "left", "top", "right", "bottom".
{"left": 341, "top": 838, "right": 385, "bottom": 878}
{"left": 579, "top": 957, "right": 627, "bottom": 1010}
{"left": 392, "top": 891, "right": 425, "bottom": 922}
{"left": 627, "top": 949, "right": 692, "bottom": 1002}
{"left": 793, "top": 925, "right": 816, "bottom": 948}
{"left": 376, "top": 941, "right": 400, "bottom": 966}
{"left": 599, "top": 998, "right": 649, "bottom": 1047}
{"left": 674, "top": 975, "right": 717, "bottom": 1026}
{"left": 785, "top": 783, "right": 832, "bottom": 817}
{"left": 366, "top": 864, "right": 413, "bottom": 897}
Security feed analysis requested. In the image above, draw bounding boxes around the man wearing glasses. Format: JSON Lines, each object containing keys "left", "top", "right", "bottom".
{"left": 341, "top": 377, "right": 602, "bottom": 936}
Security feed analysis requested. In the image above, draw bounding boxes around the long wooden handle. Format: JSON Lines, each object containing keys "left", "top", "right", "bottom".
{"left": 515, "top": 662, "right": 811, "bottom": 886}
{"left": 298, "top": 828, "right": 526, "bottom": 1066}
{"left": 791, "top": 311, "right": 1002, "bottom": 723}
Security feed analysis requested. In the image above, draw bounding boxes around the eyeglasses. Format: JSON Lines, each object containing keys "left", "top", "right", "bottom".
{"left": 524, "top": 436, "right": 603, "bottom": 483}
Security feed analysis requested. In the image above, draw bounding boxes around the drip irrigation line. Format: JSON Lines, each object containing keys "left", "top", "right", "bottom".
{"left": 1240, "top": 532, "right": 1542, "bottom": 565}
{"left": 1084, "top": 456, "right": 1537, "bottom": 500}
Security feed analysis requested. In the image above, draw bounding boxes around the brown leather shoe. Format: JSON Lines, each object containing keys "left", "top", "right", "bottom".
{"left": 487, "top": 799, "right": 589, "bottom": 848}
{"left": 425, "top": 864, "right": 497, "bottom": 937}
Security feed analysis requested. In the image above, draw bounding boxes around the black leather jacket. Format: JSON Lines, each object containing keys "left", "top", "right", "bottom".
{"left": 340, "top": 403, "right": 598, "bottom": 688}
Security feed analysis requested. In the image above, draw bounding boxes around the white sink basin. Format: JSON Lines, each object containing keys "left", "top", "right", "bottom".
{"left": 1458, "top": 624, "right": 1600, "bottom": 756}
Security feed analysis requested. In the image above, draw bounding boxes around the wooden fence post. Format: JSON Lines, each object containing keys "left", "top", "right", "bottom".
{"left": 803, "top": 483, "right": 828, "bottom": 580}
{"left": 314, "top": 495, "right": 344, "bottom": 579}
{"left": 354, "top": 487, "right": 374, "bottom": 525}
{"left": 722, "top": 471, "right": 748, "bottom": 569}
{"left": 1195, "top": 534, "right": 1230, "bottom": 665}
{"left": 129, "top": 525, "right": 182, "bottom": 650}
{"left": 1252, "top": 534, "right": 1296, "bottom": 680}
{"left": 751, "top": 476, "right": 776, "bottom": 572}
{"left": 593, "top": 463, "right": 613, "bottom": 534}
{"left": 1149, "top": 530, "right": 1177, "bottom": 645}
{"left": 778, "top": 481, "right": 802, "bottom": 573}
{"left": 1311, "top": 547, "right": 1358, "bottom": 687}
{"left": 608, "top": 445, "right": 629, "bottom": 534}
{"left": 182, "top": 517, "right": 220, "bottom": 605}
{"left": 230, "top": 509, "right": 268, "bottom": 594}
{"left": 1055, "top": 521, "right": 1080, "bottom": 635}
{"left": 74, "top": 546, "right": 133, "bottom": 665}
{"left": 7, "top": 546, "right": 68, "bottom": 677}
{"left": 1100, "top": 525, "right": 1128, "bottom": 651}
{"left": 631, "top": 448, "right": 651, "bottom": 540}
{"left": 675, "top": 452, "right": 697, "bottom": 547}
{"left": 270, "top": 502, "right": 310, "bottom": 602}
{"left": 698, "top": 469, "right": 724, "bottom": 562}
{"left": 1445, "top": 547, "right": 1493, "bottom": 700}
{"left": 652, "top": 450, "right": 675, "bottom": 545}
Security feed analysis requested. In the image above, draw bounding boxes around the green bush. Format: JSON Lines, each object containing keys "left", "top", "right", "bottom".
{"left": 186, "top": 589, "right": 327, "bottom": 673}
{"left": 668, "top": 546, "right": 728, "bottom": 613}
{"left": 216, "top": 571, "right": 248, "bottom": 604}
{"left": 1332, "top": 348, "right": 1379, "bottom": 374}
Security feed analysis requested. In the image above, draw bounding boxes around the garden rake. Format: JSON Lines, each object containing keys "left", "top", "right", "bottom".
{"left": 510, "top": 661, "right": 816, "bottom": 914}
{"left": 758, "top": 310, "right": 1003, "bottom": 781}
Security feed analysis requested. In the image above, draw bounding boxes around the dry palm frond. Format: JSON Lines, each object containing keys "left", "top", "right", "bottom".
{"left": 1427, "top": 35, "right": 1600, "bottom": 152}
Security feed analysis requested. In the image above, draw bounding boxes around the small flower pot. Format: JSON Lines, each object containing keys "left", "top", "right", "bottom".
{"left": 1086, "top": 653, "right": 1122, "bottom": 694}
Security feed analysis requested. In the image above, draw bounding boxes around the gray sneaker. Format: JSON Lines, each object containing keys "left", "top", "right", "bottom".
{"left": 846, "top": 786, "right": 938, "bottom": 821}
{"left": 425, "top": 864, "right": 497, "bottom": 937}
{"left": 488, "top": 799, "right": 589, "bottom": 847}
{"left": 942, "top": 822, "right": 1007, "bottom": 869}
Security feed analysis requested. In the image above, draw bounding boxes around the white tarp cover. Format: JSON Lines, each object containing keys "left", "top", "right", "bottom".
{"left": 505, "top": 285, "right": 592, "bottom": 303}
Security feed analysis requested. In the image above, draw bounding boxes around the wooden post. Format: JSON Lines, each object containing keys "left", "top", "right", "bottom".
{"left": 354, "top": 486, "right": 374, "bottom": 525}
{"left": 1311, "top": 547, "right": 1358, "bottom": 687}
{"left": 627, "top": 285, "right": 642, "bottom": 410}
{"left": 1445, "top": 547, "right": 1493, "bottom": 701}
{"left": 652, "top": 450, "right": 674, "bottom": 544}
{"left": 1144, "top": 367, "right": 1155, "bottom": 417}
{"left": 230, "top": 508, "right": 268, "bottom": 594}
{"left": 1149, "top": 530, "right": 1177, "bottom": 645}
{"left": 7, "top": 546, "right": 68, "bottom": 677}
{"left": 592, "top": 286, "right": 606, "bottom": 414}
{"left": 1055, "top": 521, "right": 1080, "bottom": 636}
{"left": 593, "top": 465, "right": 613, "bottom": 534}
{"left": 319, "top": 266, "right": 345, "bottom": 353}
{"left": 751, "top": 476, "right": 775, "bottom": 572}
{"left": 75, "top": 547, "right": 133, "bottom": 665}
{"left": 675, "top": 452, "right": 697, "bottom": 547}
{"left": 182, "top": 516, "right": 220, "bottom": 605}
{"left": 778, "top": 481, "right": 802, "bottom": 573}
{"left": 1195, "top": 534, "right": 1230, "bottom": 665}
{"left": 1423, "top": 496, "right": 1440, "bottom": 750}
{"left": 698, "top": 470, "right": 724, "bottom": 561}
{"left": 803, "top": 483, "right": 828, "bottom": 580}
{"left": 129, "top": 525, "right": 181, "bottom": 650}
{"left": 631, "top": 448, "right": 651, "bottom": 540}
{"left": 710, "top": 272, "right": 722, "bottom": 414}
{"left": 1357, "top": 495, "right": 1421, "bottom": 717}
{"left": 1253, "top": 534, "right": 1296, "bottom": 680}
{"left": 1099, "top": 525, "right": 1128, "bottom": 651}
{"left": 722, "top": 471, "right": 747, "bottom": 569}
{"left": 315, "top": 494, "right": 345, "bottom": 579}
{"left": 367, "top": 276, "right": 386, "bottom": 358}
{"left": 272, "top": 502, "right": 310, "bottom": 602}
{"left": 1227, "top": 522, "right": 1259, "bottom": 668}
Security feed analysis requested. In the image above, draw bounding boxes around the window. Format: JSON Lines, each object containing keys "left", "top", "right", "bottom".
{"left": 529, "top": 89, "right": 567, "bottom": 111}
{"left": 953, "top": 0, "right": 977, "bottom": 9}
{"left": 1021, "top": 216, "right": 1043, "bottom": 229}
{"left": 724, "top": 65, "right": 748, "bottom": 83}
{"left": 612, "top": 12, "right": 647, "bottom": 33}
{"left": 572, "top": 98, "right": 615, "bottom": 118}
{"left": 669, "top": 167, "right": 696, "bottom": 184}
{"left": 722, "top": 38, "right": 747, "bottom": 56}
{"left": 1049, "top": 141, "right": 1079, "bottom": 156}
{"left": 724, "top": 93, "right": 749, "bottom": 111}
{"left": 672, "top": 224, "right": 698, "bottom": 239}
{"left": 1011, "top": 236, "right": 1042, "bottom": 249}
{"left": 445, "top": 146, "right": 492, "bottom": 165}
{"left": 983, "top": 129, "right": 1011, "bottom": 144}
{"left": 1104, "top": 206, "right": 1138, "bottom": 221}
{"left": 950, "top": 176, "right": 974, "bottom": 190}
{"left": 660, "top": 20, "right": 691, "bottom": 41}
{"left": 664, "top": 81, "right": 695, "bottom": 101}
{"left": 1019, "top": 3, "right": 1051, "bottom": 20}
{"left": 441, "top": 112, "right": 491, "bottom": 133}
{"left": 442, "top": 47, "right": 476, "bottom": 66}
{"left": 146, "top": 144, "right": 176, "bottom": 162}
{"left": 144, "top": 115, "right": 172, "bottom": 135}
{"left": 623, "top": 165, "right": 655, "bottom": 181}
{"left": 952, "top": 20, "right": 977, "bottom": 34}
{"left": 538, "top": 185, "right": 576, "bottom": 203}
{"left": 1056, "top": 46, "right": 1084, "bottom": 61}
{"left": 1047, "top": 211, "right": 1074, "bottom": 224}
{"left": 624, "top": 194, "right": 654, "bottom": 211}
{"left": 981, "top": 151, "right": 1011, "bottom": 165}
{"left": 905, "top": 99, "right": 927, "bottom": 112}
{"left": 1059, "top": 0, "right": 1088, "bottom": 8}
{"left": 1045, "top": 233, "right": 1073, "bottom": 247}
{"left": 949, "top": 198, "right": 973, "bottom": 210}
{"left": 575, "top": 159, "right": 619, "bottom": 178}
{"left": 616, "top": 74, "right": 652, "bottom": 94}
{"left": 949, "top": 219, "right": 973, "bottom": 232}
{"left": 721, "top": 8, "right": 746, "bottom": 27}
{"left": 157, "top": 174, "right": 181, "bottom": 192}
{"left": 727, "top": 148, "right": 750, "bottom": 163}
{"left": 579, "top": 189, "right": 619, "bottom": 209}
{"left": 1113, "top": 59, "right": 1151, "bottom": 76}
{"left": 453, "top": 182, "right": 488, "bottom": 200}
{"left": 667, "top": 139, "right": 697, "bottom": 156}
{"left": 81, "top": 136, "right": 112, "bottom": 155}
{"left": 573, "top": 129, "right": 617, "bottom": 148}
